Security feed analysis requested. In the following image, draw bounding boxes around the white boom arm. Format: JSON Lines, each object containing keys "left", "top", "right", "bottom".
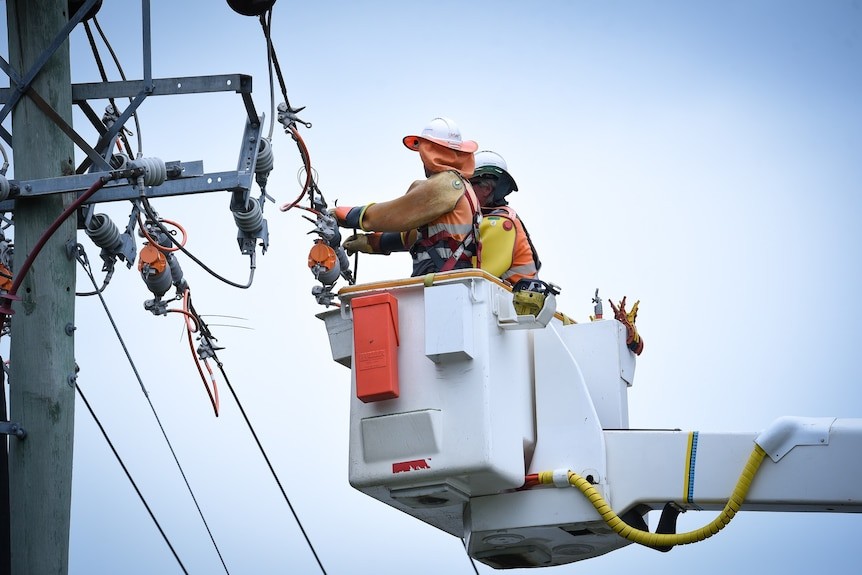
{"left": 319, "top": 272, "right": 862, "bottom": 569}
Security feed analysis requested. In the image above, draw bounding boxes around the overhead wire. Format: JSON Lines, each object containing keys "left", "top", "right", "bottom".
{"left": 463, "top": 540, "right": 481, "bottom": 575}
{"left": 75, "top": 245, "right": 231, "bottom": 574}
{"left": 254, "top": 8, "right": 314, "bottom": 215}
{"left": 259, "top": 10, "right": 291, "bottom": 113}
{"left": 2, "top": 177, "right": 106, "bottom": 314}
{"left": 75, "top": 267, "right": 114, "bottom": 296}
{"left": 73, "top": 7, "right": 324, "bottom": 573}
{"left": 90, "top": 15, "right": 144, "bottom": 156}
{"left": 75, "top": 383, "right": 190, "bottom": 575}
{"left": 82, "top": 20, "right": 134, "bottom": 158}
{"left": 263, "top": 8, "right": 276, "bottom": 141}
{"left": 254, "top": 9, "right": 357, "bottom": 287}
{"left": 186, "top": 306, "right": 328, "bottom": 575}
{"left": 1, "top": 5, "right": 327, "bottom": 573}
{"left": 177, "top": 288, "right": 220, "bottom": 416}
{"left": 139, "top": 197, "right": 257, "bottom": 290}
{"left": 279, "top": 126, "right": 313, "bottom": 212}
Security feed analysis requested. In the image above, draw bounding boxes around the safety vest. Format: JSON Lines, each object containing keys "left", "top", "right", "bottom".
{"left": 410, "top": 172, "right": 481, "bottom": 276}
{"left": 478, "top": 205, "right": 540, "bottom": 285}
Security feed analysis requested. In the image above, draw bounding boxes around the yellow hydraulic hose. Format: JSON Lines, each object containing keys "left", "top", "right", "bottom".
{"left": 537, "top": 444, "right": 767, "bottom": 549}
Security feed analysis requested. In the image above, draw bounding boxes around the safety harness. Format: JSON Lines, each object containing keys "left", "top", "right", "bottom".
{"left": 411, "top": 172, "right": 482, "bottom": 273}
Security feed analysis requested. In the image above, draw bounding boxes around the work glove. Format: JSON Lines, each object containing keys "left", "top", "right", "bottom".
{"left": 331, "top": 204, "right": 373, "bottom": 230}
{"left": 343, "top": 232, "right": 382, "bottom": 255}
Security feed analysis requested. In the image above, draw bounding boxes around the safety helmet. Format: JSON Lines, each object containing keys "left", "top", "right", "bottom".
{"left": 403, "top": 117, "right": 479, "bottom": 153}
{"left": 471, "top": 150, "right": 519, "bottom": 205}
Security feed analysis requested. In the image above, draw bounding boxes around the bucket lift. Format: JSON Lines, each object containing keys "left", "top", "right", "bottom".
{"left": 318, "top": 270, "right": 862, "bottom": 569}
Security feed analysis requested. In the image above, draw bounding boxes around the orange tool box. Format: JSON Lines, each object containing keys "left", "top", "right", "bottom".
{"left": 351, "top": 292, "right": 400, "bottom": 402}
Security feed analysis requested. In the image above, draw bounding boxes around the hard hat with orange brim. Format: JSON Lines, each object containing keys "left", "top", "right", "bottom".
{"left": 403, "top": 117, "right": 478, "bottom": 153}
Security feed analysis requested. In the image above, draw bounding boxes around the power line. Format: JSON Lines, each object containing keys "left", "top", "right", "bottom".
{"left": 76, "top": 246, "right": 231, "bottom": 574}
{"left": 140, "top": 196, "right": 257, "bottom": 290}
{"left": 75, "top": 383, "right": 189, "bottom": 575}
{"left": 206, "top": 338, "right": 328, "bottom": 575}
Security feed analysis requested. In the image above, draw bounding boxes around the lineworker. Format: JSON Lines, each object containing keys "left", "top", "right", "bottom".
{"left": 470, "top": 150, "right": 541, "bottom": 285}
{"left": 333, "top": 117, "right": 481, "bottom": 276}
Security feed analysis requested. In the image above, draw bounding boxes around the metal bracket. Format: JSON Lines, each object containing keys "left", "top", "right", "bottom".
{"left": 0, "top": 420, "right": 27, "bottom": 439}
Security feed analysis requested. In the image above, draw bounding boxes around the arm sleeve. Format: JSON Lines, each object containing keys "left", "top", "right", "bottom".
{"left": 379, "top": 232, "right": 412, "bottom": 254}
{"left": 358, "top": 172, "right": 465, "bottom": 232}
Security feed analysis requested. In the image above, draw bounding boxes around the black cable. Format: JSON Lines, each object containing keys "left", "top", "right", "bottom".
{"left": 187, "top": 306, "right": 327, "bottom": 575}
{"left": 259, "top": 11, "right": 291, "bottom": 110}
{"left": 82, "top": 20, "right": 135, "bottom": 158}
{"left": 462, "top": 539, "right": 481, "bottom": 574}
{"left": 75, "top": 262, "right": 114, "bottom": 296}
{"left": 75, "top": 383, "right": 190, "bottom": 575}
{"left": 263, "top": 9, "right": 276, "bottom": 140}
{"left": 140, "top": 197, "right": 257, "bottom": 290}
{"left": 92, "top": 15, "right": 144, "bottom": 156}
{"left": 76, "top": 246, "right": 231, "bottom": 574}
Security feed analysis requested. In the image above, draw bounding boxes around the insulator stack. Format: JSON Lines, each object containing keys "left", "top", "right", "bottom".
{"left": 128, "top": 157, "right": 167, "bottom": 186}
{"left": 167, "top": 252, "right": 186, "bottom": 291}
{"left": 255, "top": 137, "right": 274, "bottom": 188}
{"left": 233, "top": 198, "right": 264, "bottom": 234}
{"left": 85, "top": 213, "right": 123, "bottom": 252}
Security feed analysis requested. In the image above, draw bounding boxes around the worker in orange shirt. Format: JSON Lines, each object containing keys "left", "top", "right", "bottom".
{"left": 332, "top": 117, "right": 481, "bottom": 276}
{"left": 469, "top": 150, "right": 541, "bottom": 285}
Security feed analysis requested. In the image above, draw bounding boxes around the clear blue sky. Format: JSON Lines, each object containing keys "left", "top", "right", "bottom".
{"left": 3, "top": 1, "right": 862, "bottom": 573}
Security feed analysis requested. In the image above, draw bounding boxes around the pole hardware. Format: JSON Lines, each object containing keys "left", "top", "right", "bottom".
{"left": 0, "top": 421, "right": 27, "bottom": 439}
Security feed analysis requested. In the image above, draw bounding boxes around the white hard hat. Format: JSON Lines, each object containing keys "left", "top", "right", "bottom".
{"left": 473, "top": 150, "right": 508, "bottom": 173}
{"left": 471, "top": 149, "right": 519, "bottom": 201}
{"left": 403, "top": 117, "right": 478, "bottom": 153}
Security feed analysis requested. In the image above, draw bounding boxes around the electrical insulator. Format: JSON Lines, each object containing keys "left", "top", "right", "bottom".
{"left": 232, "top": 197, "right": 269, "bottom": 255}
{"left": 226, "top": 0, "right": 276, "bottom": 16}
{"left": 85, "top": 213, "right": 120, "bottom": 249}
{"left": 127, "top": 157, "right": 167, "bottom": 187}
{"left": 335, "top": 245, "right": 351, "bottom": 283}
{"left": 166, "top": 251, "right": 187, "bottom": 292}
{"left": 0, "top": 175, "right": 9, "bottom": 202}
{"left": 255, "top": 137, "right": 274, "bottom": 189}
{"left": 308, "top": 240, "right": 340, "bottom": 285}
{"left": 233, "top": 198, "right": 264, "bottom": 235}
{"left": 85, "top": 213, "right": 136, "bottom": 269}
{"left": 138, "top": 244, "right": 172, "bottom": 298}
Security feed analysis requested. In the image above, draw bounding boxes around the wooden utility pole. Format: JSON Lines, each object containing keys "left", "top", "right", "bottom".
{"left": 0, "top": 2, "right": 267, "bottom": 571}
{"left": 7, "top": 0, "right": 77, "bottom": 573}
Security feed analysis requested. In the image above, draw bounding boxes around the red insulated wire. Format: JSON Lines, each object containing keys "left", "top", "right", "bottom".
{"left": 137, "top": 213, "right": 188, "bottom": 252}
{"left": 185, "top": 322, "right": 219, "bottom": 417}
{"left": 279, "top": 124, "right": 313, "bottom": 212}
{"left": 295, "top": 204, "right": 322, "bottom": 217}
{"left": 172, "top": 289, "right": 219, "bottom": 416}
{"left": 166, "top": 307, "right": 199, "bottom": 330}
{"left": 9, "top": 178, "right": 106, "bottom": 296}
{"left": 186, "top": 289, "right": 218, "bottom": 416}
{"left": 1, "top": 178, "right": 107, "bottom": 323}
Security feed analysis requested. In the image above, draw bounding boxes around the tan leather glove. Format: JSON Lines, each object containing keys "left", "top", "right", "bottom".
{"left": 343, "top": 233, "right": 380, "bottom": 255}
